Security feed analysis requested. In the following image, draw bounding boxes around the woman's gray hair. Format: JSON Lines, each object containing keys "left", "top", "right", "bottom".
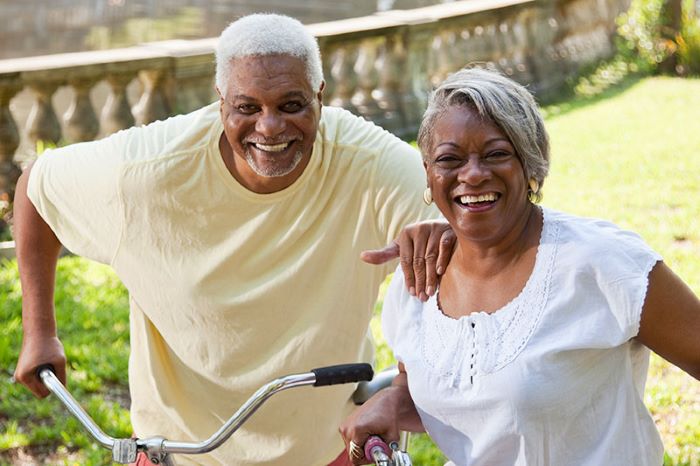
{"left": 215, "top": 13, "right": 324, "bottom": 95}
{"left": 417, "top": 67, "right": 550, "bottom": 194}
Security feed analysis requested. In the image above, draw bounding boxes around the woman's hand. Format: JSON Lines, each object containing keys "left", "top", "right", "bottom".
{"left": 339, "top": 364, "right": 423, "bottom": 465}
{"left": 361, "top": 220, "right": 455, "bottom": 301}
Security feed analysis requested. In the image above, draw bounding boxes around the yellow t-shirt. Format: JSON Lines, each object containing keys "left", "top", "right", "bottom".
{"left": 28, "top": 103, "right": 437, "bottom": 465}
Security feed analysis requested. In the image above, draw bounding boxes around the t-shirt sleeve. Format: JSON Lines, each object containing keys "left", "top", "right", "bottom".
{"left": 27, "top": 132, "right": 127, "bottom": 264}
{"left": 367, "top": 127, "right": 441, "bottom": 244}
{"left": 381, "top": 267, "right": 410, "bottom": 363}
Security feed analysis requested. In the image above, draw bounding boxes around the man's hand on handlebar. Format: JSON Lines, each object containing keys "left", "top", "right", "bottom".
{"left": 14, "top": 335, "right": 67, "bottom": 398}
{"left": 361, "top": 219, "right": 455, "bottom": 302}
{"left": 340, "top": 385, "right": 403, "bottom": 465}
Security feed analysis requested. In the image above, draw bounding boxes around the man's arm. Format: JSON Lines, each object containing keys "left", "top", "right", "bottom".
{"left": 13, "top": 162, "right": 67, "bottom": 397}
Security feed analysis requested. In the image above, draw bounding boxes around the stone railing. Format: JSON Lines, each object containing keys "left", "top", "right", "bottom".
{"left": 0, "top": 0, "right": 630, "bottom": 230}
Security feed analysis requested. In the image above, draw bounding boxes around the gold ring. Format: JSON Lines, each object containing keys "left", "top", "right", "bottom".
{"left": 348, "top": 440, "right": 363, "bottom": 460}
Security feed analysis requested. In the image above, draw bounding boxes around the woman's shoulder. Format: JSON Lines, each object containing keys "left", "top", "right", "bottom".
{"left": 543, "top": 208, "right": 661, "bottom": 278}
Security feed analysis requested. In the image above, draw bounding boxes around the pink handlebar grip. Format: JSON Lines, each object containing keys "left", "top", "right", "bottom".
{"left": 364, "top": 435, "right": 390, "bottom": 460}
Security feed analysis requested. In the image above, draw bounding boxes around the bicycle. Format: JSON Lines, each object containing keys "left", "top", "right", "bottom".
{"left": 38, "top": 363, "right": 411, "bottom": 466}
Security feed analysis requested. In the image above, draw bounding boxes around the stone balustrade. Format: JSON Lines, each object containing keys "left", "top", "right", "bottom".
{"left": 0, "top": 0, "right": 630, "bottom": 231}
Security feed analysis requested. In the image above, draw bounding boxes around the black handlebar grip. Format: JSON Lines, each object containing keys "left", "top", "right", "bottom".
{"left": 35, "top": 363, "right": 56, "bottom": 378}
{"left": 311, "top": 363, "right": 374, "bottom": 387}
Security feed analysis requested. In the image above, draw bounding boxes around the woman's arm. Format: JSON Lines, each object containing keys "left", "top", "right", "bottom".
{"left": 636, "top": 261, "right": 700, "bottom": 380}
{"left": 339, "top": 363, "right": 424, "bottom": 464}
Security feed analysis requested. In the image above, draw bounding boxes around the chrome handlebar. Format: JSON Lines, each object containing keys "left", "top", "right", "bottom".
{"left": 39, "top": 363, "right": 373, "bottom": 464}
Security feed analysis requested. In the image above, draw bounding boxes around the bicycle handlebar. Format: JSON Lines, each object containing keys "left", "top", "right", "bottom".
{"left": 38, "top": 362, "right": 373, "bottom": 464}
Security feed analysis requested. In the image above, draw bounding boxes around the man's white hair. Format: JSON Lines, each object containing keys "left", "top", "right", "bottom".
{"left": 215, "top": 13, "right": 324, "bottom": 95}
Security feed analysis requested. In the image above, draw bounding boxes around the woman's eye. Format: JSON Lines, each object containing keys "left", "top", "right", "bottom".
{"left": 434, "top": 156, "right": 462, "bottom": 167}
{"left": 486, "top": 151, "right": 511, "bottom": 160}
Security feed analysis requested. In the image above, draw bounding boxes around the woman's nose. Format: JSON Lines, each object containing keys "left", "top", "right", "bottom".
{"left": 457, "top": 157, "right": 491, "bottom": 185}
{"left": 255, "top": 110, "right": 286, "bottom": 136}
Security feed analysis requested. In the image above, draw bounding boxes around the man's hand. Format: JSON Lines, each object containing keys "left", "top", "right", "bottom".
{"left": 14, "top": 335, "right": 66, "bottom": 398}
{"left": 361, "top": 220, "right": 455, "bottom": 301}
{"left": 339, "top": 364, "right": 422, "bottom": 465}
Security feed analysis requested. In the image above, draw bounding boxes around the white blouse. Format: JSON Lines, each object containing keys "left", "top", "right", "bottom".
{"left": 382, "top": 208, "right": 664, "bottom": 466}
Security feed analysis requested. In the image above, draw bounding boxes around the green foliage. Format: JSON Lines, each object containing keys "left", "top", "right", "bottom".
{"left": 617, "top": 0, "right": 672, "bottom": 71}
{"left": 677, "top": 11, "right": 700, "bottom": 73}
{"left": 617, "top": 0, "right": 700, "bottom": 75}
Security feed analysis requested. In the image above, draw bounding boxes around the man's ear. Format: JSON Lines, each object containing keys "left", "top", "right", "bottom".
{"left": 316, "top": 81, "right": 325, "bottom": 107}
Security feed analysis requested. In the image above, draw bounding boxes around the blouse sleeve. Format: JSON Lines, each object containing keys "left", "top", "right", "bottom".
{"left": 584, "top": 221, "right": 663, "bottom": 343}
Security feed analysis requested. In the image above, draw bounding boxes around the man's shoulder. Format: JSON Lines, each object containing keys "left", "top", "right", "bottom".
{"left": 319, "top": 106, "right": 412, "bottom": 154}
{"left": 118, "top": 102, "right": 220, "bottom": 164}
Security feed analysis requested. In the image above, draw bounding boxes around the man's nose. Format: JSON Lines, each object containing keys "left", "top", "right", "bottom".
{"left": 255, "top": 110, "right": 286, "bottom": 137}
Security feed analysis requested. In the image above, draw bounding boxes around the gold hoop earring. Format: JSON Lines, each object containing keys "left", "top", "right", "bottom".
{"left": 528, "top": 178, "right": 540, "bottom": 202}
{"left": 528, "top": 178, "right": 539, "bottom": 194}
{"left": 423, "top": 188, "right": 433, "bottom": 205}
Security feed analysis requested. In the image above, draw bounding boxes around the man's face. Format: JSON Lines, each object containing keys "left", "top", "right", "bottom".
{"left": 218, "top": 54, "right": 323, "bottom": 193}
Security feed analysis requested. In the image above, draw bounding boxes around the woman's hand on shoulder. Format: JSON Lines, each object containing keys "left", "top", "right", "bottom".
{"left": 637, "top": 261, "right": 700, "bottom": 380}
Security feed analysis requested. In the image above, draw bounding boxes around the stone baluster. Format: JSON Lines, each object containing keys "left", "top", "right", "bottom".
{"left": 175, "top": 74, "right": 215, "bottom": 114}
{"left": 0, "top": 79, "right": 22, "bottom": 220}
{"left": 329, "top": 44, "right": 358, "bottom": 113}
{"left": 26, "top": 80, "right": 62, "bottom": 146}
{"left": 374, "top": 33, "right": 406, "bottom": 134}
{"left": 132, "top": 68, "right": 172, "bottom": 126}
{"left": 172, "top": 55, "right": 216, "bottom": 115}
{"left": 102, "top": 72, "right": 135, "bottom": 136}
{"left": 351, "top": 38, "right": 382, "bottom": 122}
{"left": 402, "top": 28, "right": 431, "bottom": 136}
{"left": 64, "top": 77, "right": 99, "bottom": 143}
{"left": 510, "top": 13, "right": 533, "bottom": 84}
{"left": 318, "top": 39, "right": 336, "bottom": 103}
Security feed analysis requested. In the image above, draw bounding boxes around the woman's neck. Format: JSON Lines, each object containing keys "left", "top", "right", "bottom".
{"left": 451, "top": 204, "right": 542, "bottom": 278}
{"left": 437, "top": 205, "right": 543, "bottom": 317}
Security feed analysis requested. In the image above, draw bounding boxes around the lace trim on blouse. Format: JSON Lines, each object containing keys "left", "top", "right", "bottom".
{"left": 417, "top": 208, "right": 561, "bottom": 389}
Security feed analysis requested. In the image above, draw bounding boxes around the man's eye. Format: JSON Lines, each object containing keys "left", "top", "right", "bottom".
{"left": 237, "top": 104, "right": 259, "bottom": 114}
{"left": 281, "top": 102, "right": 303, "bottom": 113}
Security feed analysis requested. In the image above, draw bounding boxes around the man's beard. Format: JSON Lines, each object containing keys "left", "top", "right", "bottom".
{"left": 245, "top": 149, "right": 304, "bottom": 178}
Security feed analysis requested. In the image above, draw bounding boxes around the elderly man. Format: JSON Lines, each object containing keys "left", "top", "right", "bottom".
{"left": 13, "top": 13, "right": 449, "bottom": 466}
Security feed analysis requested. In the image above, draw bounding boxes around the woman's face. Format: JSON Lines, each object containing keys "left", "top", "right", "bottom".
{"left": 424, "top": 104, "right": 530, "bottom": 244}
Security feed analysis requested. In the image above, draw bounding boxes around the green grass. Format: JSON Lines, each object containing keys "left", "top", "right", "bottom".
{"left": 1, "top": 76, "right": 699, "bottom": 465}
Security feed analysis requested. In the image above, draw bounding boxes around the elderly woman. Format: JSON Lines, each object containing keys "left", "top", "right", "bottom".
{"left": 339, "top": 68, "right": 700, "bottom": 465}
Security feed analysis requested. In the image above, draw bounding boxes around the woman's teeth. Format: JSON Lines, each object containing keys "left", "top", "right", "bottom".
{"left": 253, "top": 142, "right": 290, "bottom": 152}
{"left": 459, "top": 193, "right": 498, "bottom": 204}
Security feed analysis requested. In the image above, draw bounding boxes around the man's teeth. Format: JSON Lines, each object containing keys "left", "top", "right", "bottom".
{"left": 459, "top": 193, "right": 497, "bottom": 204}
{"left": 253, "top": 142, "right": 290, "bottom": 152}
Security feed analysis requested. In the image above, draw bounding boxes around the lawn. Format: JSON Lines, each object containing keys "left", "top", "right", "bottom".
{"left": 1, "top": 76, "right": 699, "bottom": 465}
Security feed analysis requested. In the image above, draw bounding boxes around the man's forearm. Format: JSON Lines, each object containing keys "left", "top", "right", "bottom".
{"left": 14, "top": 165, "right": 62, "bottom": 337}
